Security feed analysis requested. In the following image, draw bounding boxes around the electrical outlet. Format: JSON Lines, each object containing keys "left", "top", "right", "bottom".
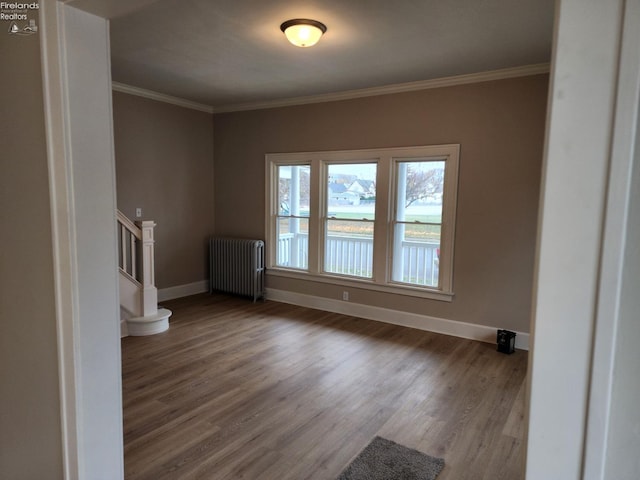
{"left": 135, "top": 207, "right": 142, "bottom": 218}
{"left": 342, "top": 291, "right": 349, "bottom": 301}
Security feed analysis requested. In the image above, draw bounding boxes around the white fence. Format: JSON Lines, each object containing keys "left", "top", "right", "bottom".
{"left": 325, "top": 235, "right": 373, "bottom": 277}
{"left": 397, "top": 240, "right": 439, "bottom": 286}
{"left": 277, "top": 233, "right": 439, "bottom": 286}
{"left": 278, "top": 233, "right": 309, "bottom": 269}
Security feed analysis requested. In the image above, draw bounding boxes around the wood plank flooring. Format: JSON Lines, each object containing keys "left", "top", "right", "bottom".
{"left": 122, "top": 293, "right": 528, "bottom": 479}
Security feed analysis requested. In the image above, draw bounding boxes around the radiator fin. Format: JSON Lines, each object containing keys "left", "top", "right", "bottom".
{"left": 209, "top": 237, "right": 265, "bottom": 302}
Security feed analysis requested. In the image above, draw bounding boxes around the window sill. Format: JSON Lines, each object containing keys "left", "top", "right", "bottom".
{"left": 266, "top": 268, "right": 454, "bottom": 302}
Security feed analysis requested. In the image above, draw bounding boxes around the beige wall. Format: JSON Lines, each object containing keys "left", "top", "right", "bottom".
{"left": 113, "top": 92, "right": 215, "bottom": 289}
{"left": 213, "top": 74, "right": 548, "bottom": 333}
{"left": 0, "top": 30, "right": 63, "bottom": 479}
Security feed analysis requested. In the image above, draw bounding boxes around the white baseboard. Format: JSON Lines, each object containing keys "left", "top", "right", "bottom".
{"left": 265, "top": 288, "right": 530, "bottom": 351}
{"left": 120, "top": 319, "right": 128, "bottom": 338}
{"left": 158, "top": 280, "right": 208, "bottom": 302}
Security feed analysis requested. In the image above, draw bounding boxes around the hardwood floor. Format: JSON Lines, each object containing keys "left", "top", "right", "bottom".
{"left": 122, "top": 293, "right": 528, "bottom": 480}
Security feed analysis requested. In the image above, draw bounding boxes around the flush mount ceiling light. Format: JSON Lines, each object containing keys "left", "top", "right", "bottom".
{"left": 280, "top": 19, "right": 327, "bottom": 47}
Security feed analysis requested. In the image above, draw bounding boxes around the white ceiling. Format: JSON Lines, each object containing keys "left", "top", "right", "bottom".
{"left": 70, "top": 0, "right": 555, "bottom": 111}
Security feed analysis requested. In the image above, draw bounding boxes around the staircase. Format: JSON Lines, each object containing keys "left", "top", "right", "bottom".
{"left": 117, "top": 210, "right": 171, "bottom": 336}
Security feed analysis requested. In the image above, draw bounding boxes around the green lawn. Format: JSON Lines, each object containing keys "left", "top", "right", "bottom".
{"left": 326, "top": 212, "right": 441, "bottom": 224}
{"left": 281, "top": 212, "right": 441, "bottom": 240}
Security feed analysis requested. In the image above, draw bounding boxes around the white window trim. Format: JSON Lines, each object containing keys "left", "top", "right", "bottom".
{"left": 265, "top": 145, "right": 459, "bottom": 301}
{"left": 322, "top": 158, "right": 378, "bottom": 279}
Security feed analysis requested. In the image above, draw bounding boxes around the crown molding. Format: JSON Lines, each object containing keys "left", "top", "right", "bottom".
{"left": 213, "top": 63, "right": 550, "bottom": 113}
{"left": 111, "top": 82, "right": 214, "bottom": 113}
{"left": 112, "top": 63, "right": 550, "bottom": 115}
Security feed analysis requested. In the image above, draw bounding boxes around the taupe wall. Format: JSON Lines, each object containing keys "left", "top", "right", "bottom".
{"left": 113, "top": 92, "right": 215, "bottom": 289}
{"left": 213, "top": 74, "right": 548, "bottom": 333}
{"left": 0, "top": 30, "right": 63, "bottom": 479}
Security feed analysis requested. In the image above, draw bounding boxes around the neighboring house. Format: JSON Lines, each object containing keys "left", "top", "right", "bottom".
{"left": 347, "top": 179, "right": 375, "bottom": 196}
{"left": 328, "top": 182, "right": 360, "bottom": 204}
{"left": 328, "top": 182, "right": 348, "bottom": 195}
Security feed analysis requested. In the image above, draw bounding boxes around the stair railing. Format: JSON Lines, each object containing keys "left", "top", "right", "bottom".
{"left": 116, "top": 210, "right": 158, "bottom": 317}
{"left": 117, "top": 210, "right": 141, "bottom": 280}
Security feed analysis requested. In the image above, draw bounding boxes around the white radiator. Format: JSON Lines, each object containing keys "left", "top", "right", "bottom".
{"left": 209, "top": 237, "right": 265, "bottom": 302}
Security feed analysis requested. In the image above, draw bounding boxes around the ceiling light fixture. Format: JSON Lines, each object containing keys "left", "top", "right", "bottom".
{"left": 280, "top": 19, "right": 327, "bottom": 48}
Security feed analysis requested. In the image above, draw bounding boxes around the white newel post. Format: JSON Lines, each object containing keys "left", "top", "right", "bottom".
{"left": 118, "top": 211, "right": 171, "bottom": 336}
{"left": 139, "top": 220, "right": 158, "bottom": 317}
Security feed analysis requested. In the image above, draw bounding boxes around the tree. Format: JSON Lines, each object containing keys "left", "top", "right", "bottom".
{"left": 405, "top": 167, "right": 444, "bottom": 208}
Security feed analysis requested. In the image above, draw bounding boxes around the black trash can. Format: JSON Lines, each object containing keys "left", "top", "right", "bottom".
{"left": 497, "top": 329, "right": 516, "bottom": 354}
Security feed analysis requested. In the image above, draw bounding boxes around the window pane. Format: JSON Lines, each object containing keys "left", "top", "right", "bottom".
{"left": 396, "top": 161, "right": 444, "bottom": 223}
{"left": 276, "top": 217, "right": 309, "bottom": 269}
{"left": 327, "top": 163, "right": 376, "bottom": 220}
{"left": 324, "top": 219, "right": 373, "bottom": 278}
{"left": 392, "top": 224, "right": 441, "bottom": 287}
{"left": 278, "top": 165, "right": 310, "bottom": 217}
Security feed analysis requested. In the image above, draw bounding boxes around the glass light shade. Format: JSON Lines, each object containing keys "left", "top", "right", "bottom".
{"left": 280, "top": 19, "right": 327, "bottom": 48}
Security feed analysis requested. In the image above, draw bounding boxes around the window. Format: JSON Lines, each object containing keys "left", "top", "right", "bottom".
{"left": 392, "top": 160, "right": 444, "bottom": 287}
{"left": 266, "top": 145, "right": 459, "bottom": 301}
{"left": 275, "top": 164, "right": 310, "bottom": 269}
{"left": 325, "top": 163, "right": 377, "bottom": 278}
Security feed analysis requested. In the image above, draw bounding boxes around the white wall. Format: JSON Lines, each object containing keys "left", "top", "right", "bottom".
{"left": 63, "top": 5, "right": 123, "bottom": 478}
{"left": 41, "top": 1, "right": 124, "bottom": 478}
{"left": 606, "top": 133, "right": 640, "bottom": 475}
{"left": 0, "top": 9, "right": 63, "bottom": 480}
{"left": 603, "top": 114, "right": 640, "bottom": 478}
{"left": 526, "top": 0, "right": 640, "bottom": 478}
{"left": 582, "top": 1, "right": 640, "bottom": 478}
